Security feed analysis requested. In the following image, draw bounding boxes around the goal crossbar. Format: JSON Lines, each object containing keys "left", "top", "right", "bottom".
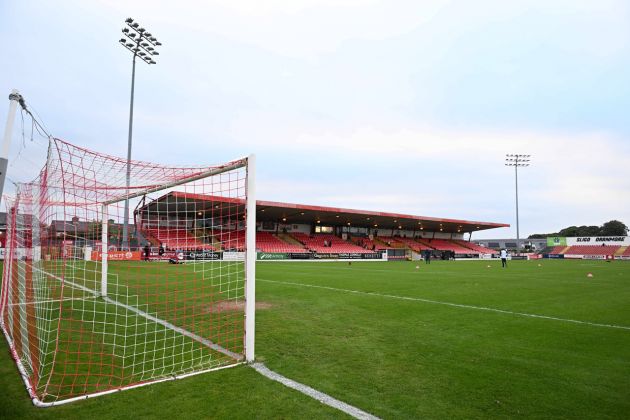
{"left": 103, "top": 158, "right": 248, "bottom": 205}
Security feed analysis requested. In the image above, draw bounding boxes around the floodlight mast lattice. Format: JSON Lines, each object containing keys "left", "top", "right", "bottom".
{"left": 119, "top": 17, "right": 162, "bottom": 250}
{"left": 505, "top": 154, "right": 531, "bottom": 253}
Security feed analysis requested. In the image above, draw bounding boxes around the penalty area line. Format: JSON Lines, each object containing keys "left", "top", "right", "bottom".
{"left": 259, "top": 278, "right": 630, "bottom": 332}
{"left": 252, "top": 363, "right": 380, "bottom": 420}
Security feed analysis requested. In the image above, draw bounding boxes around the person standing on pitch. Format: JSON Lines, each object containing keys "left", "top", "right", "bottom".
{"left": 424, "top": 249, "right": 431, "bottom": 264}
{"left": 500, "top": 248, "right": 508, "bottom": 268}
{"left": 144, "top": 243, "right": 151, "bottom": 262}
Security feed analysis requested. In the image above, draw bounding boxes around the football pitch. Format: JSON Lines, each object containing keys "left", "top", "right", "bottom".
{"left": 1, "top": 259, "right": 629, "bottom": 419}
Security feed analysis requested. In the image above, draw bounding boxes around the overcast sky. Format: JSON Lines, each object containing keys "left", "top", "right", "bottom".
{"left": 1, "top": 0, "right": 629, "bottom": 238}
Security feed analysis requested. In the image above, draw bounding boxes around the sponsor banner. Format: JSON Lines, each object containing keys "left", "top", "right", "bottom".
{"left": 616, "top": 256, "right": 630, "bottom": 260}
{"left": 315, "top": 252, "right": 382, "bottom": 260}
{"left": 91, "top": 250, "right": 141, "bottom": 261}
{"left": 563, "top": 254, "right": 584, "bottom": 259}
{"left": 551, "top": 236, "right": 629, "bottom": 246}
{"left": 359, "top": 253, "right": 383, "bottom": 260}
{"left": 288, "top": 253, "right": 313, "bottom": 260}
{"left": 528, "top": 254, "right": 541, "bottom": 260}
{"left": 185, "top": 250, "right": 222, "bottom": 260}
{"left": 583, "top": 255, "right": 607, "bottom": 260}
{"left": 314, "top": 253, "right": 338, "bottom": 259}
{"left": 480, "top": 254, "right": 493, "bottom": 260}
{"left": 545, "top": 254, "right": 564, "bottom": 259}
{"left": 258, "top": 252, "right": 288, "bottom": 260}
{"left": 572, "top": 236, "right": 629, "bottom": 245}
{"left": 147, "top": 250, "right": 178, "bottom": 261}
{"left": 547, "top": 237, "right": 567, "bottom": 246}
{"left": 224, "top": 251, "right": 245, "bottom": 261}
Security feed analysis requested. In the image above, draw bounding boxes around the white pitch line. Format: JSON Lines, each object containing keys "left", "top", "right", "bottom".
{"left": 259, "top": 278, "right": 630, "bottom": 331}
{"left": 252, "top": 363, "right": 380, "bottom": 420}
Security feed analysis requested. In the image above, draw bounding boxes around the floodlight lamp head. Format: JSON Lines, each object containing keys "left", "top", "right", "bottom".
{"left": 150, "top": 37, "right": 157, "bottom": 42}
{"left": 152, "top": 51, "right": 159, "bottom": 55}
{"left": 155, "top": 41, "right": 162, "bottom": 46}
{"left": 129, "top": 33, "right": 136, "bottom": 38}
{"left": 138, "top": 27, "right": 145, "bottom": 33}
{"left": 132, "top": 22, "right": 139, "bottom": 28}
{"left": 125, "top": 17, "right": 134, "bottom": 23}
{"left": 126, "top": 43, "right": 134, "bottom": 48}
{"left": 149, "top": 60, "right": 156, "bottom": 64}
{"left": 141, "top": 42, "right": 148, "bottom": 47}
{"left": 122, "top": 28, "right": 129, "bottom": 33}
{"left": 119, "top": 38, "right": 126, "bottom": 43}
{"left": 145, "top": 32, "right": 152, "bottom": 38}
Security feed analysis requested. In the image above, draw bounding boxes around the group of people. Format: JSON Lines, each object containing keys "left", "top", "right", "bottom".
{"left": 143, "top": 242, "right": 165, "bottom": 261}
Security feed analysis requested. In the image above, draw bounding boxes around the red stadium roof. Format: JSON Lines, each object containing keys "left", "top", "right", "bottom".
{"left": 138, "top": 191, "right": 509, "bottom": 234}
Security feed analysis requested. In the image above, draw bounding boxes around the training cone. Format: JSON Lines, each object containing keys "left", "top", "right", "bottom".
{"left": 538, "top": 263, "right": 542, "bottom": 267}
{"left": 587, "top": 273, "right": 593, "bottom": 278}
{"left": 415, "top": 265, "right": 420, "bottom": 269}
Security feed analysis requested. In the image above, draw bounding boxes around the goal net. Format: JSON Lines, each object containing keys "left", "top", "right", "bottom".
{"left": 0, "top": 138, "right": 256, "bottom": 406}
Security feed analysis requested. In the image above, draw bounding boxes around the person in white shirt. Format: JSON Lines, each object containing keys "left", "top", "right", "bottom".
{"left": 500, "top": 249, "right": 508, "bottom": 268}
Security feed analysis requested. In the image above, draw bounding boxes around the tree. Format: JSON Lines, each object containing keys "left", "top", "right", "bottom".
{"left": 600, "top": 220, "right": 628, "bottom": 236}
{"left": 558, "top": 226, "right": 579, "bottom": 237}
{"left": 582, "top": 225, "right": 601, "bottom": 236}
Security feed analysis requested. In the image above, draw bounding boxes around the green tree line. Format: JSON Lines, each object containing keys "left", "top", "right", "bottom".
{"left": 529, "top": 220, "right": 628, "bottom": 238}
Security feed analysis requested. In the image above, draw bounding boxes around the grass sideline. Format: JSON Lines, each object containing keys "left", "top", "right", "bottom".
{"left": 2, "top": 259, "right": 630, "bottom": 418}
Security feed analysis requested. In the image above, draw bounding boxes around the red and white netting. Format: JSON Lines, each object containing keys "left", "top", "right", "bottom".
{"left": 1, "top": 138, "right": 254, "bottom": 405}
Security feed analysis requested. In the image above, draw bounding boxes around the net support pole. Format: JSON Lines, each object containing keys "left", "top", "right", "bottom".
{"left": 245, "top": 154, "right": 256, "bottom": 363}
{"left": 0, "top": 89, "right": 21, "bottom": 208}
{"left": 101, "top": 204, "right": 108, "bottom": 297}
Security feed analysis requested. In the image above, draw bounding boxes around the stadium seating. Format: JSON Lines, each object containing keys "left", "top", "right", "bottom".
{"left": 291, "top": 233, "right": 373, "bottom": 253}
{"left": 548, "top": 246, "right": 566, "bottom": 254}
{"left": 352, "top": 237, "right": 387, "bottom": 251}
{"left": 212, "top": 229, "right": 245, "bottom": 251}
{"left": 415, "top": 238, "right": 473, "bottom": 254}
{"left": 375, "top": 236, "right": 407, "bottom": 248}
{"left": 395, "top": 237, "right": 433, "bottom": 252}
{"left": 452, "top": 240, "right": 497, "bottom": 254}
{"left": 145, "top": 227, "right": 214, "bottom": 251}
{"left": 563, "top": 245, "right": 621, "bottom": 255}
{"left": 256, "top": 231, "right": 307, "bottom": 253}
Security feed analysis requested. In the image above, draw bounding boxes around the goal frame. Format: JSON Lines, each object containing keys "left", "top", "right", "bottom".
{"left": 1, "top": 153, "right": 256, "bottom": 407}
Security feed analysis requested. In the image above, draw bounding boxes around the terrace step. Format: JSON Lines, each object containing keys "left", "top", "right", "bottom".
{"left": 279, "top": 233, "right": 303, "bottom": 246}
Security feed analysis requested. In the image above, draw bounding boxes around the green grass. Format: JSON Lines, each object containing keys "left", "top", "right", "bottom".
{"left": 2, "top": 259, "right": 630, "bottom": 419}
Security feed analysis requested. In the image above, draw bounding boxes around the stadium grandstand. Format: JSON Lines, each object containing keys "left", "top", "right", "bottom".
{"left": 131, "top": 192, "right": 506, "bottom": 260}
{"left": 537, "top": 236, "right": 630, "bottom": 260}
